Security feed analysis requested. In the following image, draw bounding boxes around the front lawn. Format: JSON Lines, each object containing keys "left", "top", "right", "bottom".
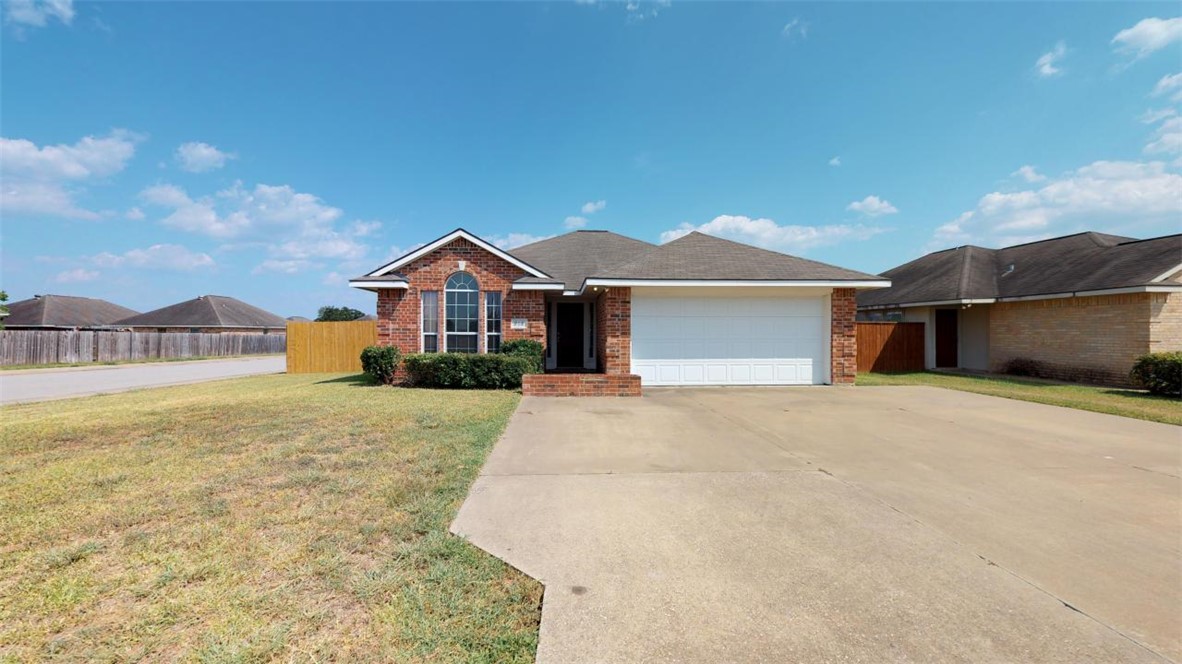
{"left": 857, "top": 371, "right": 1181, "bottom": 426}
{"left": 0, "top": 374, "right": 541, "bottom": 662}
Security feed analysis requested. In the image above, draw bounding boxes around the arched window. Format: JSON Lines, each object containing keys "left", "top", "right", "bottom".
{"left": 445, "top": 272, "right": 479, "bottom": 353}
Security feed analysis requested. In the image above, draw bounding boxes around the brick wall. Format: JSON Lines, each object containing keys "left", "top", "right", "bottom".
{"left": 522, "top": 373, "right": 642, "bottom": 397}
{"left": 830, "top": 288, "right": 857, "bottom": 385}
{"left": 372, "top": 237, "right": 546, "bottom": 354}
{"left": 989, "top": 293, "right": 1158, "bottom": 386}
{"left": 1150, "top": 291, "right": 1182, "bottom": 354}
{"left": 595, "top": 287, "right": 631, "bottom": 374}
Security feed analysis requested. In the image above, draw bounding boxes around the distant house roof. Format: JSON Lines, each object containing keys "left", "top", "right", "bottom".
{"left": 115, "top": 295, "right": 287, "bottom": 329}
{"left": 5, "top": 294, "right": 140, "bottom": 328}
{"left": 286, "top": 316, "right": 311, "bottom": 322}
{"left": 858, "top": 232, "right": 1182, "bottom": 309}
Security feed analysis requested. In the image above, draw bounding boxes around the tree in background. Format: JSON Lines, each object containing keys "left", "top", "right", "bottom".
{"left": 0, "top": 290, "right": 8, "bottom": 329}
{"left": 316, "top": 305, "right": 367, "bottom": 322}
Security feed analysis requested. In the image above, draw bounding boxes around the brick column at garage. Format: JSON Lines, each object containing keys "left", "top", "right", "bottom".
{"left": 830, "top": 287, "right": 857, "bottom": 385}
{"left": 596, "top": 287, "right": 632, "bottom": 374}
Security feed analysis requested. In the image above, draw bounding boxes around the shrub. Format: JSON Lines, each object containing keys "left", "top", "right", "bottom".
{"left": 1130, "top": 352, "right": 1182, "bottom": 397}
{"left": 499, "top": 339, "right": 545, "bottom": 372}
{"left": 360, "top": 345, "right": 402, "bottom": 385}
{"left": 402, "top": 353, "right": 537, "bottom": 389}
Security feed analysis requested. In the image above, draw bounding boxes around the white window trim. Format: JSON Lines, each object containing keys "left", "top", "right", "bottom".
{"left": 485, "top": 291, "right": 502, "bottom": 353}
{"left": 444, "top": 272, "right": 480, "bottom": 353}
{"left": 421, "top": 290, "right": 439, "bottom": 353}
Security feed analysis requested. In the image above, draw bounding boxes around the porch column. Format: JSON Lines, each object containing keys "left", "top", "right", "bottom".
{"left": 596, "top": 287, "right": 631, "bottom": 374}
{"left": 830, "top": 287, "right": 857, "bottom": 385}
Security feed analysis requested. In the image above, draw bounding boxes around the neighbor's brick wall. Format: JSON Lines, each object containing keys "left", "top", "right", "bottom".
{"left": 595, "top": 287, "right": 631, "bottom": 374}
{"left": 1149, "top": 291, "right": 1182, "bottom": 353}
{"left": 989, "top": 293, "right": 1155, "bottom": 386}
{"left": 830, "top": 288, "right": 857, "bottom": 385}
{"left": 374, "top": 237, "right": 546, "bottom": 353}
{"left": 522, "top": 373, "right": 642, "bottom": 397}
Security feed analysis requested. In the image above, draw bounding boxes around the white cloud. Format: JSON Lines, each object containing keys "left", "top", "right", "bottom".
{"left": 828, "top": 156, "right": 841, "bottom": 167}
{"left": 1152, "top": 72, "right": 1182, "bottom": 103}
{"left": 1035, "top": 41, "right": 1067, "bottom": 77}
{"left": 781, "top": 17, "right": 808, "bottom": 41}
{"left": 0, "top": 130, "right": 141, "bottom": 219}
{"left": 624, "top": 0, "right": 669, "bottom": 23}
{"left": 564, "top": 215, "right": 588, "bottom": 229}
{"left": 933, "top": 160, "right": 1182, "bottom": 248}
{"left": 124, "top": 207, "right": 145, "bottom": 220}
{"left": 1140, "top": 108, "right": 1178, "bottom": 124}
{"left": 175, "top": 141, "right": 236, "bottom": 173}
{"left": 846, "top": 195, "right": 899, "bottom": 217}
{"left": 253, "top": 259, "right": 314, "bottom": 275}
{"left": 53, "top": 267, "right": 98, "bottom": 283}
{"left": 4, "top": 0, "right": 74, "bottom": 27}
{"left": 580, "top": 199, "right": 606, "bottom": 214}
{"left": 322, "top": 271, "right": 346, "bottom": 286}
{"left": 1145, "top": 116, "right": 1182, "bottom": 155}
{"left": 660, "top": 214, "right": 887, "bottom": 253}
{"left": 1012, "top": 165, "right": 1047, "bottom": 183}
{"left": 92, "top": 244, "right": 215, "bottom": 271}
{"left": 1112, "top": 17, "right": 1182, "bottom": 60}
{"left": 488, "top": 233, "right": 553, "bottom": 249}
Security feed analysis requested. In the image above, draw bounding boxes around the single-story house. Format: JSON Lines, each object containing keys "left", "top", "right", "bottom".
{"left": 350, "top": 228, "right": 888, "bottom": 395}
{"left": 857, "top": 231, "right": 1182, "bottom": 385}
{"left": 115, "top": 295, "right": 287, "bottom": 334}
{"left": 3, "top": 294, "right": 139, "bottom": 330}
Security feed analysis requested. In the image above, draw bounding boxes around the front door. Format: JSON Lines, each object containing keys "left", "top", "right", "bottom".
{"left": 935, "top": 309, "right": 958, "bottom": 368}
{"left": 556, "top": 302, "right": 584, "bottom": 368}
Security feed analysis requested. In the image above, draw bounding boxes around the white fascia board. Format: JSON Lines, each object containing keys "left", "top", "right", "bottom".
{"left": 1151, "top": 263, "right": 1182, "bottom": 283}
{"left": 349, "top": 280, "right": 409, "bottom": 290}
{"left": 858, "top": 298, "right": 995, "bottom": 310}
{"left": 368, "top": 229, "right": 551, "bottom": 279}
{"left": 511, "top": 283, "right": 565, "bottom": 291}
{"left": 581, "top": 279, "right": 891, "bottom": 291}
{"left": 998, "top": 285, "right": 1182, "bottom": 302}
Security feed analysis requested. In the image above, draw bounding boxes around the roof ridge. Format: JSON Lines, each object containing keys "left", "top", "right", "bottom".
{"left": 205, "top": 295, "right": 229, "bottom": 326}
{"left": 1114, "top": 233, "right": 1182, "bottom": 247}
{"left": 956, "top": 247, "right": 974, "bottom": 299}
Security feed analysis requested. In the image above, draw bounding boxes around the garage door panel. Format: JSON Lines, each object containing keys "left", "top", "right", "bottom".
{"left": 632, "top": 294, "right": 827, "bottom": 386}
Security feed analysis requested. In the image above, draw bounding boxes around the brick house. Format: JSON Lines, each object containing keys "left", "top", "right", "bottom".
{"left": 3, "top": 294, "right": 139, "bottom": 330}
{"left": 114, "top": 295, "right": 287, "bottom": 335}
{"left": 350, "top": 228, "right": 888, "bottom": 396}
{"left": 857, "top": 232, "right": 1182, "bottom": 386}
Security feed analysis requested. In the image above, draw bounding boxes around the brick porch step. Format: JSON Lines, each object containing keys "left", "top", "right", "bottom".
{"left": 522, "top": 373, "right": 642, "bottom": 397}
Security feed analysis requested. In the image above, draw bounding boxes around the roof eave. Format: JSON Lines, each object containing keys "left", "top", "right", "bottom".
{"left": 365, "top": 228, "right": 552, "bottom": 280}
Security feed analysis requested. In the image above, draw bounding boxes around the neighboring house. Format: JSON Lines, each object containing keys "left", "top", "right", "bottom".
{"left": 115, "top": 295, "right": 287, "bottom": 334}
{"left": 857, "top": 232, "right": 1182, "bottom": 385}
{"left": 350, "top": 228, "right": 888, "bottom": 395}
{"left": 286, "top": 316, "right": 312, "bottom": 322}
{"left": 4, "top": 294, "right": 139, "bottom": 329}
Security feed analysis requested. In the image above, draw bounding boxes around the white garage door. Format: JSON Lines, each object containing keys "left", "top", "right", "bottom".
{"left": 631, "top": 294, "right": 828, "bottom": 386}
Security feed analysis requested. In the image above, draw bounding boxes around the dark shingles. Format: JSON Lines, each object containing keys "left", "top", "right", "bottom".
{"left": 597, "top": 232, "right": 884, "bottom": 282}
{"left": 509, "top": 231, "right": 656, "bottom": 289}
{"left": 858, "top": 232, "right": 1182, "bottom": 308}
{"left": 5, "top": 295, "right": 140, "bottom": 328}
{"left": 114, "top": 295, "right": 287, "bottom": 329}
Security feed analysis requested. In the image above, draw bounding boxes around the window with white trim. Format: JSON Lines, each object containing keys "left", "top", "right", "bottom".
{"left": 485, "top": 291, "right": 502, "bottom": 353}
{"left": 445, "top": 272, "right": 479, "bottom": 353}
{"left": 421, "top": 291, "right": 439, "bottom": 352}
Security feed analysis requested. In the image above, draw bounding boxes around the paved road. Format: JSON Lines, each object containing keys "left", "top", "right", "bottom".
{"left": 0, "top": 356, "right": 286, "bottom": 404}
{"left": 453, "top": 386, "right": 1180, "bottom": 663}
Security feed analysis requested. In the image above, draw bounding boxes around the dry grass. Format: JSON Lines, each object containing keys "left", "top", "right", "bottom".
{"left": 857, "top": 371, "right": 1181, "bottom": 425}
{"left": 0, "top": 374, "right": 541, "bottom": 662}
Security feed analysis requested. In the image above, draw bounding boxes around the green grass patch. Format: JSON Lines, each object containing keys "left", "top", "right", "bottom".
{"left": 0, "top": 374, "right": 540, "bottom": 662}
{"left": 857, "top": 371, "right": 1181, "bottom": 426}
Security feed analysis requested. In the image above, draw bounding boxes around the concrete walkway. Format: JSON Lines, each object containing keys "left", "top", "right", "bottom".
{"left": 452, "top": 387, "right": 1180, "bottom": 663}
{"left": 0, "top": 356, "right": 286, "bottom": 404}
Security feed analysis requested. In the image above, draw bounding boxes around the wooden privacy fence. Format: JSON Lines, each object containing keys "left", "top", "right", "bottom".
{"left": 856, "top": 322, "right": 925, "bottom": 373}
{"left": 0, "top": 330, "right": 286, "bottom": 366}
{"left": 286, "top": 321, "right": 377, "bottom": 373}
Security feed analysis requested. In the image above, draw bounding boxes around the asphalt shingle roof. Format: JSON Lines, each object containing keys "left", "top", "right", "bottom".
{"left": 114, "top": 295, "right": 287, "bottom": 329}
{"left": 4, "top": 294, "right": 140, "bottom": 328}
{"left": 509, "top": 231, "right": 656, "bottom": 289}
{"left": 858, "top": 232, "right": 1182, "bottom": 308}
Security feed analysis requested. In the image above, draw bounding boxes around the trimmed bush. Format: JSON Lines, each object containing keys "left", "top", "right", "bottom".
{"left": 403, "top": 353, "right": 538, "bottom": 389}
{"left": 360, "top": 345, "right": 402, "bottom": 385}
{"left": 1130, "top": 352, "right": 1182, "bottom": 397}
{"left": 500, "top": 339, "right": 545, "bottom": 372}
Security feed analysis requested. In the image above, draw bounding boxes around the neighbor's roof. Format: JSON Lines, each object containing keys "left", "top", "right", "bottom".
{"left": 509, "top": 231, "right": 656, "bottom": 288}
{"left": 591, "top": 231, "right": 884, "bottom": 283}
{"left": 858, "top": 232, "right": 1182, "bottom": 308}
{"left": 114, "top": 295, "right": 287, "bottom": 328}
{"left": 4, "top": 294, "right": 140, "bottom": 328}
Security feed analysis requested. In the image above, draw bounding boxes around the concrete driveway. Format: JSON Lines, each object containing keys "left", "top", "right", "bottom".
{"left": 0, "top": 356, "right": 286, "bottom": 404}
{"left": 452, "top": 386, "right": 1181, "bottom": 663}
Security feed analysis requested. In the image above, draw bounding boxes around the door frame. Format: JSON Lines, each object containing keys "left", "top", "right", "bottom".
{"left": 546, "top": 299, "right": 595, "bottom": 371}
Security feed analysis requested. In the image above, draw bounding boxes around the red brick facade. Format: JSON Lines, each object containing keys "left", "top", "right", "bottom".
{"left": 595, "top": 287, "right": 632, "bottom": 374}
{"left": 375, "top": 238, "right": 545, "bottom": 354}
{"left": 522, "top": 373, "right": 642, "bottom": 397}
{"left": 830, "top": 288, "right": 857, "bottom": 385}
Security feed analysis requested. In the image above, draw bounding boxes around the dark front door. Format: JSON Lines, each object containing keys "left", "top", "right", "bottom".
{"left": 556, "top": 302, "right": 584, "bottom": 368}
{"left": 935, "top": 309, "right": 958, "bottom": 368}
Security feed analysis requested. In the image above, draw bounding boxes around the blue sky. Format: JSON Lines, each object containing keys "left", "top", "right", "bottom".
{"left": 2, "top": 1, "right": 1180, "bottom": 317}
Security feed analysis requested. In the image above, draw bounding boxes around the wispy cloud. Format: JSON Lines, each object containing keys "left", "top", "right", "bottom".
{"left": 53, "top": 267, "right": 99, "bottom": 283}
{"left": 0, "top": 130, "right": 143, "bottom": 220}
{"left": 488, "top": 233, "right": 553, "bottom": 249}
{"left": 781, "top": 17, "right": 808, "bottom": 41}
{"left": 1011, "top": 165, "right": 1046, "bottom": 183}
{"left": 846, "top": 195, "right": 899, "bottom": 217}
{"left": 175, "top": 142, "right": 236, "bottom": 173}
{"left": 1035, "top": 41, "right": 1066, "bottom": 77}
{"left": 1151, "top": 72, "right": 1182, "bottom": 103}
{"left": 564, "top": 216, "right": 588, "bottom": 229}
{"left": 92, "top": 244, "right": 215, "bottom": 271}
{"left": 660, "top": 214, "right": 887, "bottom": 253}
{"left": 828, "top": 156, "right": 841, "bottom": 167}
{"left": 4, "top": 0, "right": 74, "bottom": 29}
{"left": 1112, "top": 17, "right": 1182, "bottom": 60}
{"left": 580, "top": 199, "right": 606, "bottom": 214}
